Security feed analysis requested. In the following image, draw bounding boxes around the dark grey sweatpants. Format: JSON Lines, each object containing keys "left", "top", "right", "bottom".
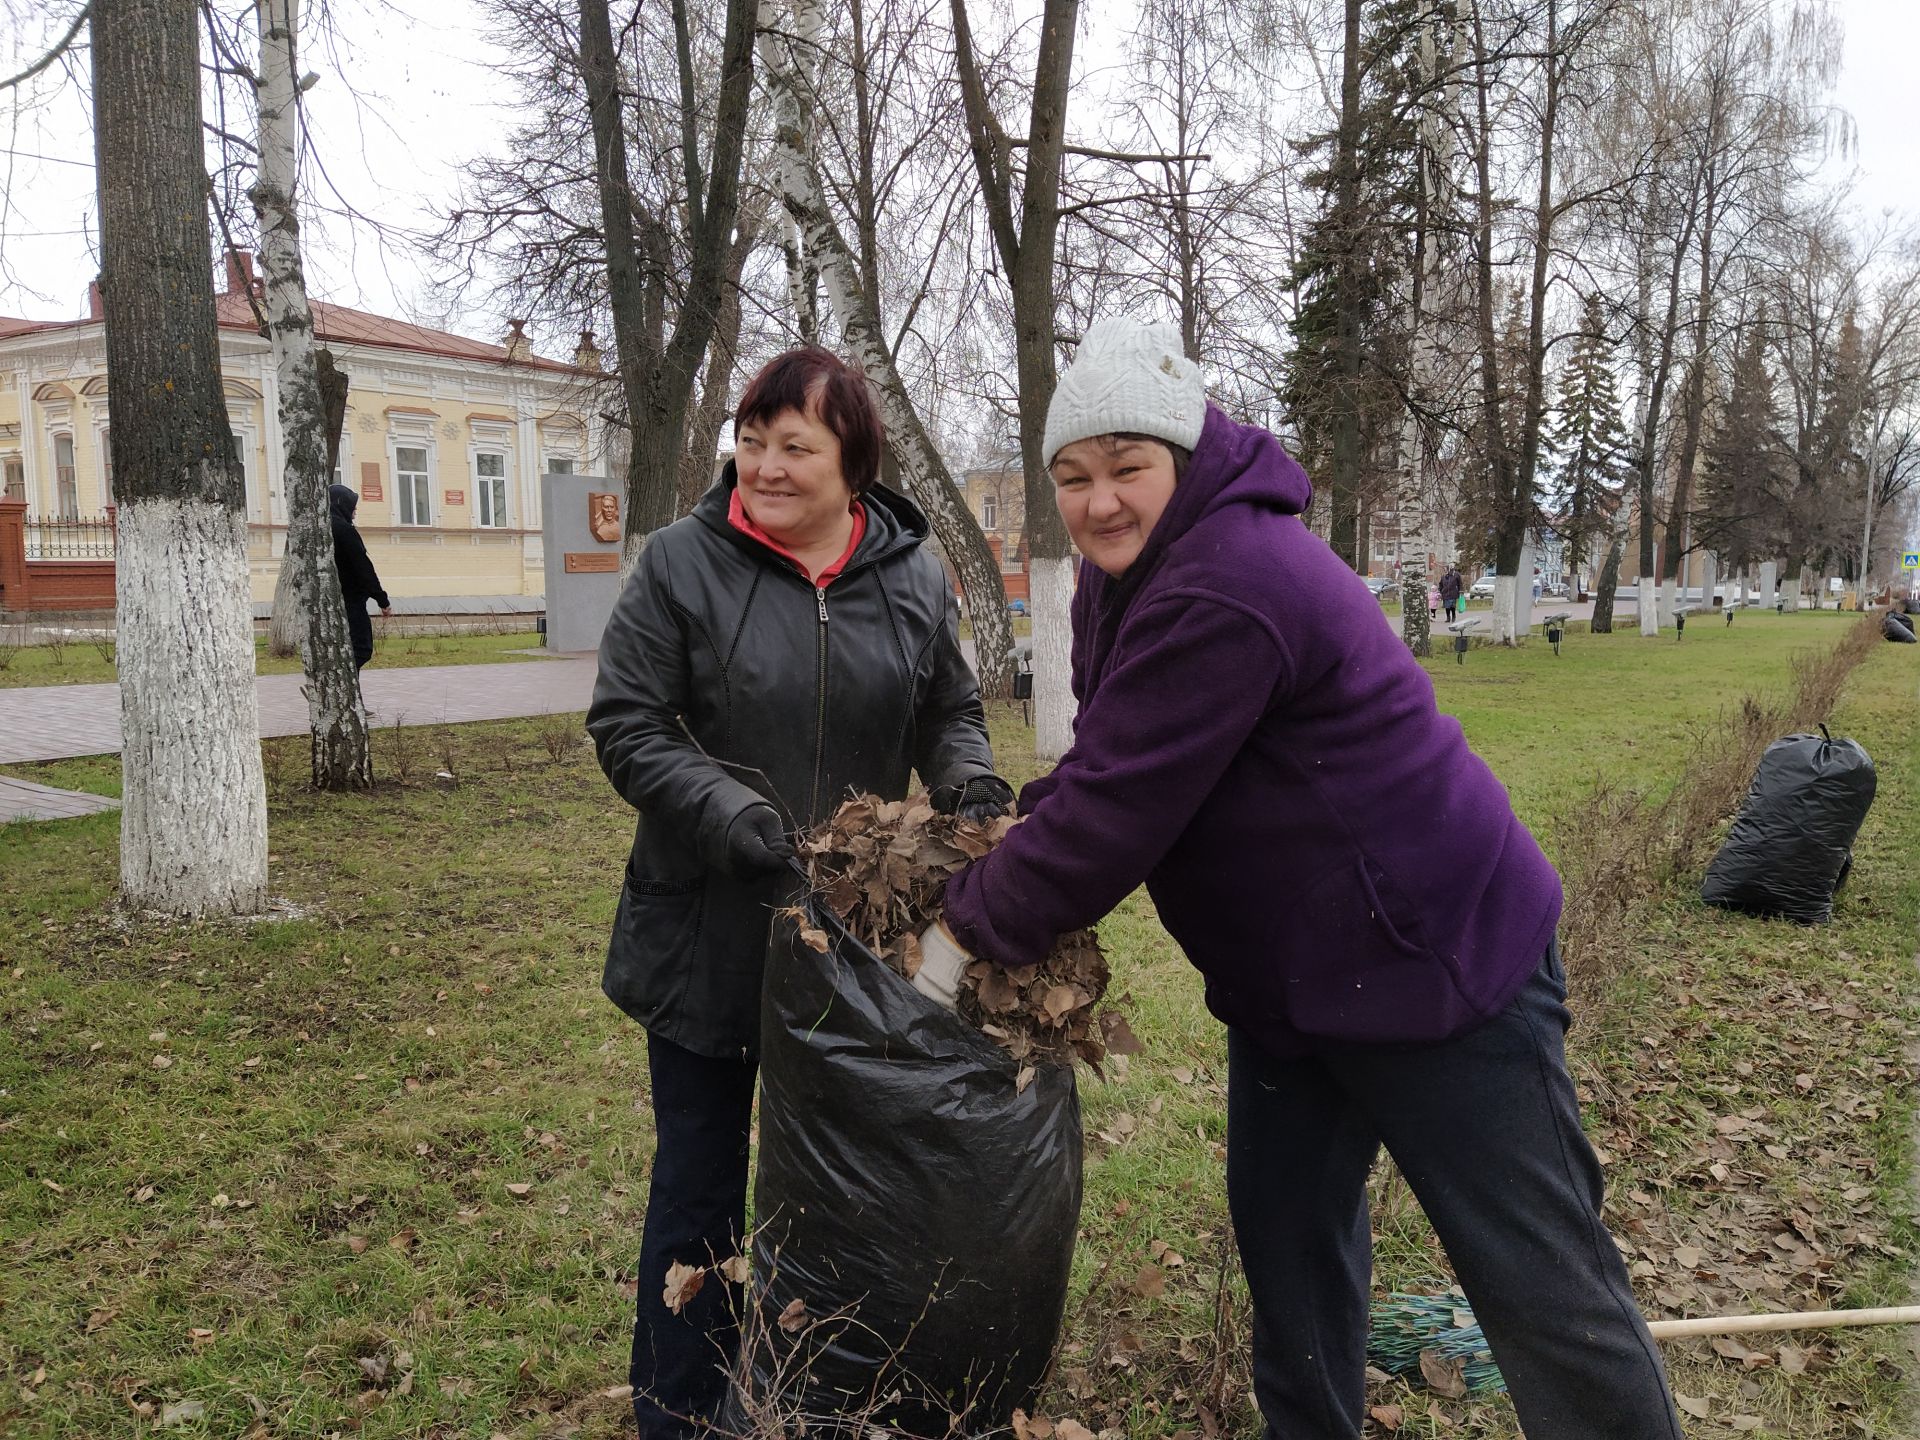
{"left": 1225, "top": 948, "right": 1682, "bottom": 1439}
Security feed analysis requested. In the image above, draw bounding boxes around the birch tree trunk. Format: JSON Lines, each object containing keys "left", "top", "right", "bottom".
{"left": 756, "top": 0, "right": 1015, "bottom": 696}
{"left": 94, "top": 0, "right": 268, "bottom": 916}
{"left": 253, "top": 0, "right": 372, "bottom": 789}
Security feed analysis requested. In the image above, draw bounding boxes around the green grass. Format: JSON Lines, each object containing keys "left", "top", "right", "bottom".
{"left": 1, "top": 614, "right": 1915, "bottom": 1438}
{"left": 0, "top": 628, "right": 548, "bottom": 689}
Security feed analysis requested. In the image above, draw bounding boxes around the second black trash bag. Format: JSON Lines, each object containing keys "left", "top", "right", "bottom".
{"left": 1884, "top": 611, "right": 1916, "bottom": 643}
{"left": 735, "top": 910, "right": 1084, "bottom": 1437}
{"left": 1701, "top": 728, "right": 1877, "bottom": 924}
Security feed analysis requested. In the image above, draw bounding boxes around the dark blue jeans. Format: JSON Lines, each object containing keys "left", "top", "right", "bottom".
{"left": 1226, "top": 949, "right": 1681, "bottom": 1439}
{"left": 630, "top": 1033, "right": 758, "bottom": 1439}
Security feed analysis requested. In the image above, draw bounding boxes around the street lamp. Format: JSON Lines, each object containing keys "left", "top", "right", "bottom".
{"left": 1541, "top": 611, "right": 1570, "bottom": 656}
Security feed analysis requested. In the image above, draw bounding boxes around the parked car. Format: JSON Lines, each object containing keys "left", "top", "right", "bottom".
{"left": 1363, "top": 576, "right": 1396, "bottom": 599}
{"left": 1468, "top": 575, "right": 1498, "bottom": 600}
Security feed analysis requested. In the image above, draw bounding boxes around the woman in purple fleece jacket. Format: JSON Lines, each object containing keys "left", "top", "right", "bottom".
{"left": 935, "top": 320, "right": 1681, "bottom": 1440}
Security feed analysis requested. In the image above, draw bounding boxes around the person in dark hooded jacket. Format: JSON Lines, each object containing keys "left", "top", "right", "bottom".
{"left": 328, "top": 483, "right": 390, "bottom": 669}
{"left": 936, "top": 319, "right": 1682, "bottom": 1440}
{"left": 585, "top": 345, "right": 1013, "bottom": 1439}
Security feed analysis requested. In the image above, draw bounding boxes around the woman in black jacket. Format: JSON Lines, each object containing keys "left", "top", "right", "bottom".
{"left": 586, "top": 346, "right": 1011, "bottom": 1438}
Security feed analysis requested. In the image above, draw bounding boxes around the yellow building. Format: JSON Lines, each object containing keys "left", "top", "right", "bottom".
{"left": 0, "top": 254, "right": 611, "bottom": 609}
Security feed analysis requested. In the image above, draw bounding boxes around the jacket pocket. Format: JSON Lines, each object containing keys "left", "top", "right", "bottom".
{"left": 1277, "top": 855, "right": 1475, "bottom": 1044}
{"left": 603, "top": 857, "right": 708, "bottom": 1030}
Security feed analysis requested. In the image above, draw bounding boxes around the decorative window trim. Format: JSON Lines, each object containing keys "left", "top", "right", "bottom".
{"left": 471, "top": 447, "right": 510, "bottom": 529}
{"left": 391, "top": 435, "right": 435, "bottom": 527}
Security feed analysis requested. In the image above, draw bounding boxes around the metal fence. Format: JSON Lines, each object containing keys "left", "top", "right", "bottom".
{"left": 25, "top": 514, "right": 116, "bottom": 561}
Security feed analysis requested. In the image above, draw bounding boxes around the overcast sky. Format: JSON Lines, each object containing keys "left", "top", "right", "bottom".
{"left": 1, "top": 0, "right": 1914, "bottom": 341}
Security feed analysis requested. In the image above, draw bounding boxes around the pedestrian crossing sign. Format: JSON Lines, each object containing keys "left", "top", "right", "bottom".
{"left": 1905, "top": 551, "right": 1920, "bottom": 569}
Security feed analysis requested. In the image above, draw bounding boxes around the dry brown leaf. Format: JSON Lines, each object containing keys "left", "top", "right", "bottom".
{"left": 1055, "top": 1421, "right": 1097, "bottom": 1440}
{"left": 1131, "top": 1263, "right": 1166, "bottom": 1299}
{"left": 345, "top": 1235, "right": 369, "bottom": 1254}
{"left": 1011, "top": 1411, "right": 1055, "bottom": 1440}
{"left": 777, "top": 1297, "right": 809, "bottom": 1333}
{"left": 505, "top": 1182, "right": 534, "bottom": 1198}
{"left": 663, "top": 1261, "right": 706, "bottom": 1314}
{"left": 720, "top": 1255, "right": 751, "bottom": 1285}
{"left": 1675, "top": 1393, "right": 1710, "bottom": 1419}
{"left": 1368, "top": 1404, "right": 1404, "bottom": 1431}
{"left": 1417, "top": 1349, "right": 1467, "bottom": 1399}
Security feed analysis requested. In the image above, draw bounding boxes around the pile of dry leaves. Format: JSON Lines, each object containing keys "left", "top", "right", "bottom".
{"left": 790, "top": 794, "right": 1139, "bottom": 1073}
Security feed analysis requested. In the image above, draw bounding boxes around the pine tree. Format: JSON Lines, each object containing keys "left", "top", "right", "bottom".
{"left": 1282, "top": 0, "right": 1429, "bottom": 570}
{"left": 1545, "top": 293, "right": 1632, "bottom": 596}
{"left": 1697, "top": 320, "right": 1785, "bottom": 575}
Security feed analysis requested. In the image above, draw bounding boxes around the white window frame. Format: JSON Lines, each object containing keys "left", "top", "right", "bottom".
{"left": 544, "top": 453, "right": 576, "bottom": 476}
{"left": 392, "top": 437, "right": 434, "bottom": 527}
{"left": 97, "top": 425, "right": 112, "bottom": 506}
{"left": 4, "top": 452, "right": 24, "bottom": 503}
{"left": 473, "top": 449, "right": 509, "bottom": 528}
{"left": 981, "top": 495, "right": 997, "bottom": 530}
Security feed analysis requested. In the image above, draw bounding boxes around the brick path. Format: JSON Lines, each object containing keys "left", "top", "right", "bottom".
{"left": 0, "top": 657, "right": 599, "bottom": 766}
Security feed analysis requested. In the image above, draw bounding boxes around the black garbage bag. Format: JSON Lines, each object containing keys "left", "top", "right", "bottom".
{"left": 734, "top": 902, "right": 1083, "bottom": 1437}
{"left": 1701, "top": 728, "right": 1876, "bottom": 924}
{"left": 1886, "top": 611, "right": 1917, "bottom": 643}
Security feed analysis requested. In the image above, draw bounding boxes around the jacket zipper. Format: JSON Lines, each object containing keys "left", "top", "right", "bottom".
{"left": 810, "top": 585, "right": 828, "bottom": 818}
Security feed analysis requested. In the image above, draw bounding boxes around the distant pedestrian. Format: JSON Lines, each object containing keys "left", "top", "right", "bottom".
{"left": 328, "top": 483, "right": 390, "bottom": 670}
{"left": 1438, "top": 565, "right": 1462, "bottom": 623}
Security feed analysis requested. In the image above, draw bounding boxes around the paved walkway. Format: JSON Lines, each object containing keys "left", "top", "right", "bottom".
{"left": 0, "top": 775, "right": 120, "bottom": 822}
{"left": 0, "top": 657, "right": 599, "bottom": 766}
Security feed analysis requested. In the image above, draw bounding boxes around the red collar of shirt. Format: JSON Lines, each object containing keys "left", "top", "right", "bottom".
{"left": 727, "top": 487, "right": 867, "bottom": 586}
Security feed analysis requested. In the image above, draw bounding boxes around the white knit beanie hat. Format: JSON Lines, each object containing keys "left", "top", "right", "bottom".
{"left": 1043, "top": 318, "right": 1207, "bottom": 465}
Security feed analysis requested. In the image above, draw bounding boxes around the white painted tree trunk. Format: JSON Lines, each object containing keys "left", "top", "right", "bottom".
{"left": 1491, "top": 574, "right": 1521, "bottom": 645}
{"left": 253, "top": 0, "right": 371, "bottom": 788}
{"left": 1638, "top": 563, "right": 1661, "bottom": 635}
{"left": 1029, "top": 555, "right": 1076, "bottom": 759}
{"left": 118, "top": 499, "right": 269, "bottom": 914}
{"left": 1701, "top": 551, "right": 1717, "bottom": 611}
{"left": 266, "top": 546, "right": 302, "bottom": 656}
{"left": 1759, "top": 559, "right": 1778, "bottom": 610}
{"left": 1659, "top": 576, "right": 1678, "bottom": 631}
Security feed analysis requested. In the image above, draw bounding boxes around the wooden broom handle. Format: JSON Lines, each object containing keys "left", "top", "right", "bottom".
{"left": 1647, "top": 1305, "right": 1920, "bottom": 1339}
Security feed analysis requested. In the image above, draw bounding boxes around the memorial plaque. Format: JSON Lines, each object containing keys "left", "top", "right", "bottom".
{"left": 564, "top": 551, "right": 620, "bottom": 574}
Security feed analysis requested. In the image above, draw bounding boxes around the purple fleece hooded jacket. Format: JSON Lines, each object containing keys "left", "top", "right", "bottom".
{"left": 941, "top": 406, "right": 1562, "bottom": 1057}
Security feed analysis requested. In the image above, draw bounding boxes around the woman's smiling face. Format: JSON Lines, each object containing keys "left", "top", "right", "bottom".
{"left": 1050, "top": 435, "right": 1180, "bottom": 578}
{"left": 734, "top": 402, "right": 853, "bottom": 547}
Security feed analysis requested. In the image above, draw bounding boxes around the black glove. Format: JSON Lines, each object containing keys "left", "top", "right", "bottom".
{"left": 930, "top": 774, "right": 1016, "bottom": 825}
{"left": 723, "top": 803, "right": 795, "bottom": 878}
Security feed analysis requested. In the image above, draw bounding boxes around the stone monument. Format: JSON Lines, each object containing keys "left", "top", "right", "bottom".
{"left": 542, "top": 473, "right": 625, "bottom": 653}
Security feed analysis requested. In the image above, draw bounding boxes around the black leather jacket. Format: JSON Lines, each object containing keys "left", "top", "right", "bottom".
{"left": 587, "top": 469, "right": 997, "bottom": 1059}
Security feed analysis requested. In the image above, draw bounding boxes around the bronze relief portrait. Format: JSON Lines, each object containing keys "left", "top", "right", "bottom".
{"left": 588, "top": 491, "right": 621, "bottom": 543}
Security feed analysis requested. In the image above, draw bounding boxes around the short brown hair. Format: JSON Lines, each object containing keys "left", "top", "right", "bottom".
{"left": 735, "top": 347, "right": 886, "bottom": 496}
